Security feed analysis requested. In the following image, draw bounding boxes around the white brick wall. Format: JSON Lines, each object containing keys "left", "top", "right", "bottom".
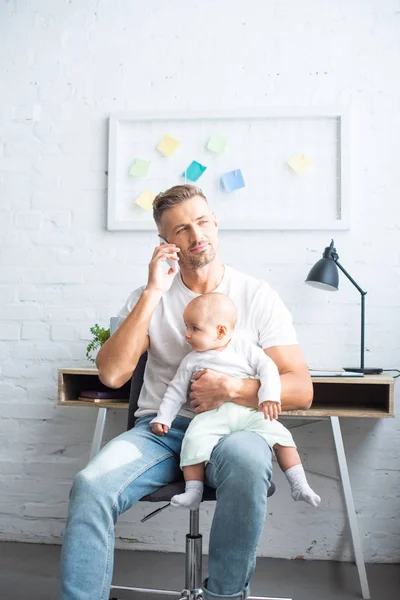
{"left": 0, "top": 0, "right": 399, "bottom": 563}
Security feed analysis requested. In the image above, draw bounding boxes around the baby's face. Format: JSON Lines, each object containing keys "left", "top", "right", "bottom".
{"left": 183, "top": 303, "right": 222, "bottom": 352}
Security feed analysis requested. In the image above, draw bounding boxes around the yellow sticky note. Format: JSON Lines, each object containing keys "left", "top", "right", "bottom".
{"left": 157, "top": 134, "right": 180, "bottom": 157}
{"left": 287, "top": 153, "right": 312, "bottom": 174}
{"left": 135, "top": 190, "right": 155, "bottom": 212}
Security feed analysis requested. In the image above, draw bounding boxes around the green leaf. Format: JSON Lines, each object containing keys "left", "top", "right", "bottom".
{"left": 86, "top": 324, "right": 111, "bottom": 363}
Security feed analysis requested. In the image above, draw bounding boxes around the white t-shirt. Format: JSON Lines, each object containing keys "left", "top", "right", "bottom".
{"left": 150, "top": 338, "right": 282, "bottom": 428}
{"left": 117, "top": 265, "right": 297, "bottom": 419}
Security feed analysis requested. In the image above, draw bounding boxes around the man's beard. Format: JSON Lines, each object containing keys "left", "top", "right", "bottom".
{"left": 180, "top": 242, "right": 217, "bottom": 271}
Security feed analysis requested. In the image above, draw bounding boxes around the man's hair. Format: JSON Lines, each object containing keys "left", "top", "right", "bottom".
{"left": 152, "top": 184, "right": 207, "bottom": 227}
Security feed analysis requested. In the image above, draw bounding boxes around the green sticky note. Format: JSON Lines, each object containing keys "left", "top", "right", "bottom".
{"left": 129, "top": 159, "right": 151, "bottom": 177}
{"left": 207, "top": 134, "right": 228, "bottom": 154}
{"left": 182, "top": 161, "right": 207, "bottom": 182}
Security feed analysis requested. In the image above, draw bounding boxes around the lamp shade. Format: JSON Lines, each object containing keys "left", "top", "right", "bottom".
{"left": 305, "top": 242, "right": 339, "bottom": 291}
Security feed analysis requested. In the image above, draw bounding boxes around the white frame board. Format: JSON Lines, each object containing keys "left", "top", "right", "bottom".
{"left": 107, "top": 108, "right": 350, "bottom": 231}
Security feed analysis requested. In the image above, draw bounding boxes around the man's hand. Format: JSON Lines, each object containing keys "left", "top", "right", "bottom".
{"left": 258, "top": 401, "right": 281, "bottom": 421}
{"left": 146, "top": 243, "right": 180, "bottom": 294}
{"left": 189, "top": 369, "right": 232, "bottom": 413}
{"left": 151, "top": 422, "right": 169, "bottom": 436}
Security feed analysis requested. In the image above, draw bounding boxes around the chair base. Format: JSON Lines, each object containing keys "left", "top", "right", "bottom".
{"left": 110, "top": 588, "right": 291, "bottom": 600}
{"left": 110, "top": 508, "right": 291, "bottom": 600}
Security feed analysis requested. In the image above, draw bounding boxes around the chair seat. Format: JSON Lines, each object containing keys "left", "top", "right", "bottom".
{"left": 140, "top": 479, "right": 275, "bottom": 503}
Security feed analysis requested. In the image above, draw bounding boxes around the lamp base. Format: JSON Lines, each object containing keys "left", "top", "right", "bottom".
{"left": 343, "top": 367, "right": 383, "bottom": 375}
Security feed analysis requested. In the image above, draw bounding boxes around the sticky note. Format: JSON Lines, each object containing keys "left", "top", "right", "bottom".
{"left": 287, "top": 153, "right": 312, "bottom": 174}
{"left": 207, "top": 134, "right": 228, "bottom": 154}
{"left": 157, "top": 134, "right": 180, "bottom": 157}
{"left": 129, "top": 159, "right": 151, "bottom": 177}
{"left": 182, "top": 160, "right": 207, "bottom": 182}
{"left": 135, "top": 190, "right": 155, "bottom": 212}
{"left": 221, "top": 169, "right": 245, "bottom": 192}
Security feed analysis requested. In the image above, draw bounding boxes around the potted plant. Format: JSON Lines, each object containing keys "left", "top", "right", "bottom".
{"left": 81, "top": 323, "right": 128, "bottom": 402}
{"left": 86, "top": 324, "right": 110, "bottom": 363}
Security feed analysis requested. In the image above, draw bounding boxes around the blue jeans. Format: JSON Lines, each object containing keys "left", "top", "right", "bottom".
{"left": 59, "top": 415, "right": 273, "bottom": 600}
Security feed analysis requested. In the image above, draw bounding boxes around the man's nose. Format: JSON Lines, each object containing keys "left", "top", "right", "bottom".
{"left": 189, "top": 225, "right": 203, "bottom": 244}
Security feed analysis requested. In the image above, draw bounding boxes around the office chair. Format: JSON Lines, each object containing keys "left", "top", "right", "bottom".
{"left": 109, "top": 352, "right": 291, "bottom": 600}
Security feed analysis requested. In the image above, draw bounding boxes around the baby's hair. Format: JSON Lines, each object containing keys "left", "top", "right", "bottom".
{"left": 185, "top": 293, "right": 237, "bottom": 329}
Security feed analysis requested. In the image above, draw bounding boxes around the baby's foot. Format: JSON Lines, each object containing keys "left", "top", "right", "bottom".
{"left": 291, "top": 484, "right": 321, "bottom": 507}
{"left": 285, "top": 464, "right": 321, "bottom": 507}
{"left": 170, "top": 481, "right": 203, "bottom": 510}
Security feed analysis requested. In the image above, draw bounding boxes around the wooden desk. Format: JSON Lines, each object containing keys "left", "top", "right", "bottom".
{"left": 58, "top": 368, "right": 395, "bottom": 600}
{"left": 58, "top": 368, "right": 394, "bottom": 417}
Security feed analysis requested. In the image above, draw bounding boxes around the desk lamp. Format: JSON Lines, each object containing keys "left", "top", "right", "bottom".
{"left": 305, "top": 240, "right": 382, "bottom": 374}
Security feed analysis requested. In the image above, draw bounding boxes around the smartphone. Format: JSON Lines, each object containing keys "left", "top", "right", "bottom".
{"left": 159, "top": 237, "right": 179, "bottom": 271}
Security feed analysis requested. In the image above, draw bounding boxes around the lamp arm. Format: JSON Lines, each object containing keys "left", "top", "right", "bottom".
{"left": 334, "top": 259, "right": 367, "bottom": 297}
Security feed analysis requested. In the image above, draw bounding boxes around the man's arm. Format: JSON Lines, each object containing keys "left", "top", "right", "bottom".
{"left": 264, "top": 345, "right": 313, "bottom": 410}
{"left": 190, "top": 345, "right": 313, "bottom": 413}
{"left": 96, "top": 288, "right": 158, "bottom": 389}
{"left": 96, "top": 242, "right": 180, "bottom": 389}
{"left": 227, "top": 345, "right": 312, "bottom": 410}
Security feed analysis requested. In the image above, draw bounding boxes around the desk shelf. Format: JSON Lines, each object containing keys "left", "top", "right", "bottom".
{"left": 58, "top": 368, "right": 130, "bottom": 409}
{"left": 58, "top": 369, "right": 394, "bottom": 418}
{"left": 299, "top": 375, "right": 394, "bottom": 418}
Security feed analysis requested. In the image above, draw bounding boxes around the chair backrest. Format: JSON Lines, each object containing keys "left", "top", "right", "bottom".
{"left": 127, "top": 352, "right": 147, "bottom": 430}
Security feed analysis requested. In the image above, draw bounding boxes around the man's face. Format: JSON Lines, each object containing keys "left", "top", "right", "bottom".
{"left": 159, "top": 196, "right": 218, "bottom": 271}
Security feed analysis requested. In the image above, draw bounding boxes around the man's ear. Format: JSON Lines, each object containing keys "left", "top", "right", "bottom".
{"left": 217, "top": 324, "right": 227, "bottom": 340}
{"left": 211, "top": 212, "right": 218, "bottom": 229}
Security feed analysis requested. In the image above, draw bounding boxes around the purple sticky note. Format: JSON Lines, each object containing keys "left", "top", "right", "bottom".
{"left": 221, "top": 169, "right": 245, "bottom": 192}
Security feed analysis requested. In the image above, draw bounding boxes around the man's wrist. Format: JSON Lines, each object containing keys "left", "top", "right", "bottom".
{"left": 142, "top": 286, "right": 163, "bottom": 304}
{"left": 224, "top": 375, "right": 243, "bottom": 401}
{"left": 224, "top": 376, "right": 260, "bottom": 408}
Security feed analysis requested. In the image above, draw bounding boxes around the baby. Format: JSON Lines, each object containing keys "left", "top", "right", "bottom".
{"left": 150, "top": 293, "right": 320, "bottom": 510}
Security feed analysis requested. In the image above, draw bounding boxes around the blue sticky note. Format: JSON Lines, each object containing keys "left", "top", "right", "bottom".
{"left": 182, "top": 161, "right": 207, "bottom": 182}
{"left": 221, "top": 169, "right": 245, "bottom": 192}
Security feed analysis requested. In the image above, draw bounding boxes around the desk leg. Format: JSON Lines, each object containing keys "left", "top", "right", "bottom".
{"left": 330, "top": 416, "right": 370, "bottom": 600}
{"left": 89, "top": 407, "right": 108, "bottom": 461}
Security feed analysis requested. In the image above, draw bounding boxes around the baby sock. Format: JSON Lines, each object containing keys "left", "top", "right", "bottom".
{"left": 285, "top": 464, "right": 321, "bottom": 507}
{"left": 170, "top": 480, "right": 204, "bottom": 510}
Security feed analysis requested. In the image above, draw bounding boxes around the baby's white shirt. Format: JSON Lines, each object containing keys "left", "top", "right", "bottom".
{"left": 151, "top": 338, "right": 281, "bottom": 428}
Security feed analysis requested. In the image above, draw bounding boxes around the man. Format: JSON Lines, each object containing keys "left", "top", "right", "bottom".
{"left": 59, "top": 184, "right": 312, "bottom": 600}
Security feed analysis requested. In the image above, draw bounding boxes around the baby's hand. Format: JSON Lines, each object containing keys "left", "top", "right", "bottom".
{"left": 151, "top": 422, "right": 169, "bottom": 436}
{"left": 259, "top": 401, "right": 281, "bottom": 421}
